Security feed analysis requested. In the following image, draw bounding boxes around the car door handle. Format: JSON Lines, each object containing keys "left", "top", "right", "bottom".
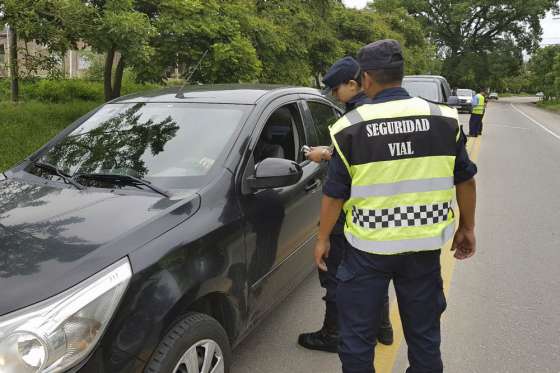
{"left": 305, "top": 179, "right": 321, "bottom": 192}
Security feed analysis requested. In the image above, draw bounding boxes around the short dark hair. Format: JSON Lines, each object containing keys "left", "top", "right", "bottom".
{"left": 365, "top": 65, "right": 404, "bottom": 84}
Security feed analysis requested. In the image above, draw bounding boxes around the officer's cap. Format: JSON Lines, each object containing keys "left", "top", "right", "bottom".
{"left": 357, "top": 39, "right": 404, "bottom": 71}
{"left": 322, "top": 56, "right": 361, "bottom": 95}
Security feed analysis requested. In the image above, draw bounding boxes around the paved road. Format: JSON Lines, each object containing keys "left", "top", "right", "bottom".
{"left": 231, "top": 97, "right": 560, "bottom": 373}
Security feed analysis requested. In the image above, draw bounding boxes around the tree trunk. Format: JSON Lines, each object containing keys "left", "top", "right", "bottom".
{"left": 8, "top": 25, "right": 19, "bottom": 103}
{"left": 104, "top": 48, "right": 115, "bottom": 102}
{"left": 112, "top": 55, "right": 125, "bottom": 99}
{"left": 315, "top": 74, "right": 321, "bottom": 89}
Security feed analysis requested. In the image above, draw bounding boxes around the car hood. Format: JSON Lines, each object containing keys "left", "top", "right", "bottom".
{"left": 0, "top": 178, "right": 200, "bottom": 315}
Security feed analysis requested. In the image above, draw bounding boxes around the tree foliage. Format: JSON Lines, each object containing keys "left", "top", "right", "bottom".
{"left": 379, "top": 0, "right": 559, "bottom": 89}
{"left": 2, "top": 0, "right": 440, "bottom": 101}
{"left": 529, "top": 45, "right": 560, "bottom": 99}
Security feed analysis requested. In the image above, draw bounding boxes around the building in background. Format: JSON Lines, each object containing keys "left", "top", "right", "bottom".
{"left": 0, "top": 26, "right": 91, "bottom": 78}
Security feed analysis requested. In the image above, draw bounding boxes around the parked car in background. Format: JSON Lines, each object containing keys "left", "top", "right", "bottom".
{"left": 536, "top": 92, "right": 544, "bottom": 100}
{"left": 456, "top": 88, "right": 475, "bottom": 113}
{"left": 0, "top": 85, "right": 342, "bottom": 373}
{"left": 402, "top": 75, "right": 459, "bottom": 106}
{"left": 488, "top": 92, "right": 499, "bottom": 100}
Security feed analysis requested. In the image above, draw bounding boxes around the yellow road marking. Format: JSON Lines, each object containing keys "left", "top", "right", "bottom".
{"left": 374, "top": 136, "right": 481, "bottom": 373}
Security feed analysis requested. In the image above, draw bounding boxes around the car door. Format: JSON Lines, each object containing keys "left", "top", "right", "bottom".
{"left": 239, "top": 96, "right": 325, "bottom": 322}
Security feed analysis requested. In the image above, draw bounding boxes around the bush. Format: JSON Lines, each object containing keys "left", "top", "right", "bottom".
{"left": 29, "top": 79, "right": 104, "bottom": 102}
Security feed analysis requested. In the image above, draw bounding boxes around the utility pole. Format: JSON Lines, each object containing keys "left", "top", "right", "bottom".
{"left": 7, "top": 25, "right": 19, "bottom": 103}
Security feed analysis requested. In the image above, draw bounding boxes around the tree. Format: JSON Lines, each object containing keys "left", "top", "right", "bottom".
{"left": 529, "top": 45, "right": 560, "bottom": 99}
{"left": 81, "top": 0, "right": 155, "bottom": 101}
{"left": 7, "top": 25, "right": 19, "bottom": 102}
{"left": 385, "top": 0, "right": 559, "bottom": 87}
{"left": 0, "top": 0, "right": 89, "bottom": 101}
{"left": 136, "top": 0, "right": 262, "bottom": 85}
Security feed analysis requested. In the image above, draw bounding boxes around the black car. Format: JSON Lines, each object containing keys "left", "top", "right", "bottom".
{"left": 0, "top": 85, "right": 342, "bottom": 373}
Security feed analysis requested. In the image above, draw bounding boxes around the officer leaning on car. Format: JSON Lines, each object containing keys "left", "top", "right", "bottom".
{"left": 298, "top": 56, "right": 394, "bottom": 354}
{"left": 314, "top": 39, "right": 478, "bottom": 373}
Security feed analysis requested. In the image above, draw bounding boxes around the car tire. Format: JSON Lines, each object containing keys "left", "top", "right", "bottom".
{"left": 145, "top": 313, "right": 231, "bottom": 373}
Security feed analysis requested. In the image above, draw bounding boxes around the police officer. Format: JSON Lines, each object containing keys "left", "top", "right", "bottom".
{"left": 469, "top": 89, "right": 486, "bottom": 136}
{"left": 298, "top": 57, "right": 393, "bottom": 354}
{"left": 314, "top": 39, "right": 478, "bottom": 373}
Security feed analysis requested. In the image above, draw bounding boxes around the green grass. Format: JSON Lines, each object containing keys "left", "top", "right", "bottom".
{"left": 0, "top": 100, "right": 101, "bottom": 171}
{"left": 536, "top": 100, "right": 560, "bottom": 114}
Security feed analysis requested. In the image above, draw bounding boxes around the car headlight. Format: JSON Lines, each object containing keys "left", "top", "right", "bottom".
{"left": 0, "top": 257, "right": 132, "bottom": 372}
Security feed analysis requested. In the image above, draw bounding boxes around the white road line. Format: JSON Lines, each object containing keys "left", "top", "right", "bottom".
{"left": 492, "top": 124, "right": 531, "bottom": 130}
{"left": 511, "top": 104, "right": 560, "bottom": 140}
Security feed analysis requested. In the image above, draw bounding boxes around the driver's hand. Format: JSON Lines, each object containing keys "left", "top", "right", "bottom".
{"left": 306, "top": 147, "right": 325, "bottom": 163}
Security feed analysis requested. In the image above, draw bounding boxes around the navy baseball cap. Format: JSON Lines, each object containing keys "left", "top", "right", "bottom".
{"left": 357, "top": 39, "right": 404, "bottom": 71}
{"left": 322, "top": 56, "right": 361, "bottom": 95}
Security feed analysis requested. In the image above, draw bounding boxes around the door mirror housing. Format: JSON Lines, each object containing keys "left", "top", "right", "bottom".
{"left": 247, "top": 158, "right": 303, "bottom": 190}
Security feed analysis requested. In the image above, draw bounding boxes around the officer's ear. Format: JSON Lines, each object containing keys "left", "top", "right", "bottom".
{"left": 362, "top": 71, "right": 373, "bottom": 91}
{"left": 348, "top": 79, "right": 361, "bottom": 90}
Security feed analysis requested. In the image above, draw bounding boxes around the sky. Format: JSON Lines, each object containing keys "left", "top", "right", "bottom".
{"left": 341, "top": 0, "right": 560, "bottom": 47}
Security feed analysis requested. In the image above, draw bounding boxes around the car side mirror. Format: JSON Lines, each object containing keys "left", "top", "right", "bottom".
{"left": 447, "top": 96, "right": 459, "bottom": 106}
{"left": 247, "top": 158, "right": 303, "bottom": 190}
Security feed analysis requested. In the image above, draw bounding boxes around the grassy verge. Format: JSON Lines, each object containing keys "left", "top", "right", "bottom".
{"left": 0, "top": 100, "right": 101, "bottom": 171}
{"left": 536, "top": 100, "right": 560, "bottom": 114}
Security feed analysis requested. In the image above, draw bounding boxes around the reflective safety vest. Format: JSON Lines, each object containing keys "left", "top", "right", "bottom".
{"left": 472, "top": 93, "right": 485, "bottom": 115}
{"left": 330, "top": 97, "right": 460, "bottom": 255}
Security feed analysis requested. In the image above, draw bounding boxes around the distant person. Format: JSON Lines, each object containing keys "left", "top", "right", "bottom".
{"left": 298, "top": 56, "right": 393, "bottom": 354}
{"left": 469, "top": 89, "right": 486, "bottom": 136}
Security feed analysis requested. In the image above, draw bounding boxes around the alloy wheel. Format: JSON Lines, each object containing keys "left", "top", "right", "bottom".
{"left": 172, "top": 339, "right": 225, "bottom": 373}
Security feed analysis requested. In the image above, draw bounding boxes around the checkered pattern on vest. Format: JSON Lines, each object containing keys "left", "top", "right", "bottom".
{"left": 351, "top": 202, "right": 451, "bottom": 229}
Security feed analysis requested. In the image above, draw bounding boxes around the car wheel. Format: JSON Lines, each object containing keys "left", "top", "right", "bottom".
{"left": 145, "top": 313, "right": 231, "bottom": 373}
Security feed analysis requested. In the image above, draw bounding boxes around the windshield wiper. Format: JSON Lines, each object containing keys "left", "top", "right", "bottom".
{"left": 74, "top": 173, "right": 170, "bottom": 198}
{"left": 30, "top": 160, "right": 85, "bottom": 190}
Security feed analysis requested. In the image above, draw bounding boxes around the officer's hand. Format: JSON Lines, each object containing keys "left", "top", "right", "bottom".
{"left": 306, "top": 147, "right": 324, "bottom": 163}
{"left": 451, "top": 226, "right": 476, "bottom": 260}
{"left": 314, "top": 239, "right": 330, "bottom": 272}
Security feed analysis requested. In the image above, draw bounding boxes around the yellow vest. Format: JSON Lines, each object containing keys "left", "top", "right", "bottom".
{"left": 472, "top": 94, "right": 485, "bottom": 115}
{"left": 330, "top": 97, "right": 460, "bottom": 255}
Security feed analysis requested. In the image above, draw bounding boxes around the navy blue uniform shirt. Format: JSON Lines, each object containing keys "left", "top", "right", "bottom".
{"left": 323, "top": 87, "right": 478, "bottom": 201}
{"left": 329, "top": 91, "right": 372, "bottom": 234}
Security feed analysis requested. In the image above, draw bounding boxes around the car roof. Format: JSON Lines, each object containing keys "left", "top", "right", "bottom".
{"left": 403, "top": 75, "right": 448, "bottom": 82}
{"left": 111, "top": 84, "right": 323, "bottom": 105}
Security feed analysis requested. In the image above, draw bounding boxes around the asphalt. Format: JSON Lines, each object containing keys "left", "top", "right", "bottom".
{"left": 231, "top": 97, "right": 560, "bottom": 373}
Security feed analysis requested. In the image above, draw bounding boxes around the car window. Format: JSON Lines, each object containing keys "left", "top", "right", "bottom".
{"left": 254, "top": 103, "right": 304, "bottom": 164}
{"left": 440, "top": 82, "right": 448, "bottom": 102}
{"left": 33, "top": 102, "right": 250, "bottom": 189}
{"left": 402, "top": 80, "right": 440, "bottom": 102}
{"left": 307, "top": 101, "right": 339, "bottom": 146}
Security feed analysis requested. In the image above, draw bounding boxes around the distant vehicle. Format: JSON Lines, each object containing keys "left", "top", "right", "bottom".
{"left": 456, "top": 88, "right": 475, "bottom": 113}
{"left": 402, "top": 75, "right": 459, "bottom": 107}
{"left": 488, "top": 92, "right": 499, "bottom": 100}
{"left": 536, "top": 92, "right": 544, "bottom": 100}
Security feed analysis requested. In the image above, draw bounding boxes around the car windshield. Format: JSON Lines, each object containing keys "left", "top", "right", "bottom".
{"left": 402, "top": 81, "right": 439, "bottom": 101}
{"left": 457, "top": 89, "right": 472, "bottom": 96}
{"left": 33, "top": 102, "right": 250, "bottom": 189}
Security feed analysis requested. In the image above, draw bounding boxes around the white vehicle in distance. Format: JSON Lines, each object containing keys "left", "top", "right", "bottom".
{"left": 456, "top": 88, "right": 475, "bottom": 113}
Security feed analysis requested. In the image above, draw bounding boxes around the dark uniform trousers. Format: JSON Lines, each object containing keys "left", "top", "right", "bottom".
{"left": 469, "top": 113, "right": 483, "bottom": 136}
{"left": 336, "top": 245, "right": 446, "bottom": 373}
{"left": 319, "top": 232, "right": 390, "bottom": 334}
